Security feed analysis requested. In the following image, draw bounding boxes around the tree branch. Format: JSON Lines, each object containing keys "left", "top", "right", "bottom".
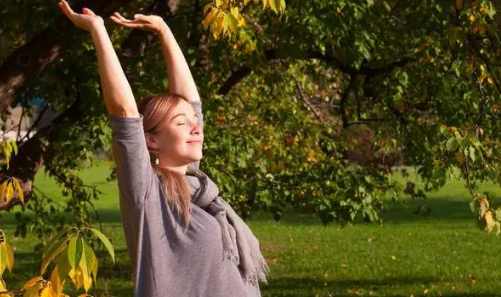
{"left": 0, "top": 0, "right": 136, "bottom": 115}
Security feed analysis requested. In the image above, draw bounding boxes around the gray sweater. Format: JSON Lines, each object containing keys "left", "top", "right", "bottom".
{"left": 108, "top": 101, "right": 261, "bottom": 297}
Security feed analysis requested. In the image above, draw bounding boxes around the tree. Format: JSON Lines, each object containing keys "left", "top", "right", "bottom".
{"left": 2, "top": 0, "right": 501, "bottom": 243}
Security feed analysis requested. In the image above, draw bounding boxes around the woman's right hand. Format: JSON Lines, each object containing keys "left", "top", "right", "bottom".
{"left": 58, "top": 0, "right": 104, "bottom": 32}
{"left": 110, "top": 13, "right": 167, "bottom": 35}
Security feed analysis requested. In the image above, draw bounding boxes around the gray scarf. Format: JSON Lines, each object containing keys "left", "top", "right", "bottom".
{"left": 185, "top": 166, "right": 270, "bottom": 286}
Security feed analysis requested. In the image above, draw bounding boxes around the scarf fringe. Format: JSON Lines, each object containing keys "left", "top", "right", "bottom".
{"left": 242, "top": 259, "right": 270, "bottom": 286}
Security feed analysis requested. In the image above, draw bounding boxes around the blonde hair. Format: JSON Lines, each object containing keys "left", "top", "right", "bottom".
{"left": 138, "top": 93, "right": 194, "bottom": 228}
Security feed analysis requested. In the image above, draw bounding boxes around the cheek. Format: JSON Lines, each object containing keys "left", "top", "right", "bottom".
{"left": 158, "top": 131, "right": 188, "bottom": 154}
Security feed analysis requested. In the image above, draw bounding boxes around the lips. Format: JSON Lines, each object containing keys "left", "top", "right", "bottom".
{"left": 187, "top": 140, "right": 202, "bottom": 144}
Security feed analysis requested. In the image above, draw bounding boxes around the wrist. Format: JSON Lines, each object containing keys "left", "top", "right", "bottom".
{"left": 90, "top": 21, "right": 107, "bottom": 36}
{"left": 156, "top": 22, "right": 170, "bottom": 36}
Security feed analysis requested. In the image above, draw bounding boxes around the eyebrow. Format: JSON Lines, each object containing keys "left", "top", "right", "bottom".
{"left": 171, "top": 113, "right": 199, "bottom": 121}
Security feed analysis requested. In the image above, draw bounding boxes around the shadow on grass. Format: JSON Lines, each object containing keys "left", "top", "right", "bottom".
{"left": 262, "top": 276, "right": 499, "bottom": 297}
{"left": 381, "top": 196, "right": 477, "bottom": 224}
{"left": 247, "top": 197, "right": 477, "bottom": 226}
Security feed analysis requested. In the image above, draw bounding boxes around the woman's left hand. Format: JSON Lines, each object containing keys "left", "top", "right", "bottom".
{"left": 110, "top": 12, "right": 167, "bottom": 34}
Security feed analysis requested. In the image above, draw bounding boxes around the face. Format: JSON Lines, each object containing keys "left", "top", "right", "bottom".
{"left": 148, "top": 100, "right": 203, "bottom": 167}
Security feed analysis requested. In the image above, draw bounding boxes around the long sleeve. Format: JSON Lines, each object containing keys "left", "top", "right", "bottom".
{"left": 109, "top": 114, "right": 155, "bottom": 206}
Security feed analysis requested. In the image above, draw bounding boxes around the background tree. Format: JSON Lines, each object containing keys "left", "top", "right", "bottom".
{"left": 2, "top": 0, "right": 501, "bottom": 244}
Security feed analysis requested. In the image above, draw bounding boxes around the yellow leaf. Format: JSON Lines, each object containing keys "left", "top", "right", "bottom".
{"left": 0, "top": 182, "right": 7, "bottom": 203}
{"left": 269, "top": 0, "right": 277, "bottom": 13}
{"left": 23, "top": 283, "right": 41, "bottom": 297}
{"left": 12, "top": 178, "right": 24, "bottom": 204}
{"left": 3, "top": 243, "right": 13, "bottom": 273}
{"left": 478, "top": 196, "right": 489, "bottom": 217}
{"left": 228, "top": 14, "right": 238, "bottom": 33}
{"left": 238, "top": 16, "right": 246, "bottom": 27}
{"left": 82, "top": 271, "right": 92, "bottom": 293}
{"left": 220, "top": 0, "right": 228, "bottom": 10}
{"left": 40, "top": 285, "right": 51, "bottom": 297}
{"left": 78, "top": 249, "right": 92, "bottom": 293}
{"left": 211, "top": 10, "right": 225, "bottom": 38}
{"left": 23, "top": 276, "right": 43, "bottom": 290}
{"left": 51, "top": 267, "right": 65, "bottom": 295}
{"left": 203, "top": 3, "right": 213, "bottom": 14}
{"left": 485, "top": 211, "right": 495, "bottom": 232}
{"left": 0, "top": 277, "right": 6, "bottom": 291}
{"left": 4, "top": 182, "right": 13, "bottom": 203}
{"left": 202, "top": 8, "right": 218, "bottom": 30}
{"left": 222, "top": 14, "right": 230, "bottom": 35}
{"left": 279, "top": 0, "right": 286, "bottom": 13}
{"left": 68, "top": 268, "right": 83, "bottom": 289}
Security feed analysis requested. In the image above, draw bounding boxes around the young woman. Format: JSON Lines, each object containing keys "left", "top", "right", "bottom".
{"left": 58, "top": 1, "right": 269, "bottom": 296}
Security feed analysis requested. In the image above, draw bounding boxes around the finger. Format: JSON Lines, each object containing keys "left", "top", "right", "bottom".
{"left": 110, "top": 15, "right": 128, "bottom": 25}
{"left": 133, "top": 14, "right": 147, "bottom": 21}
{"left": 113, "top": 12, "right": 131, "bottom": 22}
{"left": 109, "top": 17, "right": 143, "bottom": 28}
{"left": 58, "top": 0, "right": 76, "bottom": 19}
{"left": 109, "top": 16, "right": 137, "bottom": 27}
{"left": 82, "top": 7, "right": 96, "bottom": 16}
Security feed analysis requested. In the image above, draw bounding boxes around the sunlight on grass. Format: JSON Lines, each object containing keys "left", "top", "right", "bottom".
{"left": 2, "top": 162, "right": 501, "bottom": 296}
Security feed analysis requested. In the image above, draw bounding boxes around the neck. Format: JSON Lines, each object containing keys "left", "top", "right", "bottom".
{"left": 157, "top": 164, "right": 189, "bottom": 175}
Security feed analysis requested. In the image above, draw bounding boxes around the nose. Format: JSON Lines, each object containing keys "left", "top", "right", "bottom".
{"left": 190, "top": 120, "right": 201, "bottom": 135}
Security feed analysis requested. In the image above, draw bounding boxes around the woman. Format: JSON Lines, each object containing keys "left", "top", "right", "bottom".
{"left": 58, "top": 1, "right": 269, "bottom": 296}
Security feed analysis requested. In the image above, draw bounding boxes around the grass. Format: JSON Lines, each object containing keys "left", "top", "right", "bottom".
{"left": 2, "top": 161, "right": 501, "bottom": 296}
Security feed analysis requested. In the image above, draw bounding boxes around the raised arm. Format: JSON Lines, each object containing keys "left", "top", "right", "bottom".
{"left": 59, "top": 1, "right": 154, "bottom": 206}
{"left": 59, "top": 0, "right": 139, "bottom": 117}
{"left": 157, "top": 23, "right": 201, "bottom": 103}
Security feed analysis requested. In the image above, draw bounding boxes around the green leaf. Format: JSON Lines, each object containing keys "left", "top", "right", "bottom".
{"left": 89, "top": 228, "right": 115, "bottom": 263}
{"left": 469, "top": 146, "right": 476, "bottom": 162}
{"left": 446, "top": 137, "right": 458, "bottom": 151}
{"left": 67, "top": 235, "right": 83, "bottom": 269}
{"left": 0, "top": 244, "right": 7, "bottom": 275}
{"left": 9, "top": 141, "right": 17, "bottom": 156}
{"left": 57, "top": 248, "right": 71, "bottom": 280}
{"left": 43, "top": 228, "right": 69, "bottom": 257}
{"left": 91, "top": 253, "right": 98, "bottom": 284}
{"left": 41, "top": 236, "right": 67, "bottom": 274}
{"left": 81, "top": 238, "right": 95, "bottom": 276}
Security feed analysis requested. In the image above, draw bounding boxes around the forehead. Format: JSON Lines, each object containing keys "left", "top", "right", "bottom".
{"left": 170, "top": 100, "right": 196, "bottom": 118}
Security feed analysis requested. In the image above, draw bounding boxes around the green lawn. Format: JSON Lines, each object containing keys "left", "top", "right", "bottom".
{"left": 3, "top": 161, "right": 501, "bottom": 297}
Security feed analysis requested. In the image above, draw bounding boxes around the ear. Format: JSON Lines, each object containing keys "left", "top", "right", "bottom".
{"left": 145, "top": 133, "right": 161, "bottom": 150}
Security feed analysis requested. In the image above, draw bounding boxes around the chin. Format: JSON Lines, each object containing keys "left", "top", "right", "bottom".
{"left": 187, "top": 152, "right": 203, "bottom": 163}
